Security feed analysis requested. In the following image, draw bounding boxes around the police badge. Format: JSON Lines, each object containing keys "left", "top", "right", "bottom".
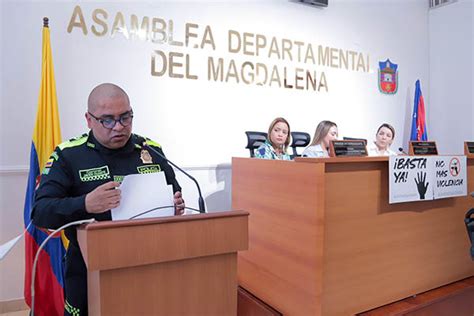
{"left": 140, "top": 149, "right": 153, "bottom": 164}
{"left": 378, "top": 59, "right": 398, "bottom": 94}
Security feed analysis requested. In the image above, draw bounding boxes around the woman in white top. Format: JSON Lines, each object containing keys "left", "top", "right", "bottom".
{"left": 368, "top": 123, "right": 397, "bottom": 156}
{"left": 302, "top": 120, "right": 338, "bottom": 157}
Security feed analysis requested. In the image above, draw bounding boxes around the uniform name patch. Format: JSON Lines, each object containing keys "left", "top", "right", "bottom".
{"left": 137, "top": 164, "right": 161, "bottom": 174}
{"left": 79, "top": 166, "right": 111, "bottom": 182}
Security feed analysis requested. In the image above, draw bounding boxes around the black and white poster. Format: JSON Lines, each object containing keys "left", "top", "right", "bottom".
{"left": 389, "top": 156, "right": 466, "bottom": 204}
{"left": 433, "top": 156, "right": 467, "bottom": 199}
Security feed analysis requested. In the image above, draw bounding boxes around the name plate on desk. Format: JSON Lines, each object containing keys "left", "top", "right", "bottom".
{"left": 330, "top": 140, "right": 368, "bottom": 157}
{"left": 409, "top": 141, "right": 438, "bottom": 155}
{"left": 464, "top": 141, "right": 474, "bottom": 157}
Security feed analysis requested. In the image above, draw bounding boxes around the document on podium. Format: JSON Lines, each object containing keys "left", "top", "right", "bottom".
{"left": 111, "top": 172, "right": 175, "bottom": 220}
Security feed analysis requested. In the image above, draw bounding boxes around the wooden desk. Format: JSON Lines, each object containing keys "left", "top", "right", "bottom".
{"left": 78, "top": 210, "right": 248, "bottom": 316}
{"left": 232, "top": 157, "right": 474, "bottom": 316}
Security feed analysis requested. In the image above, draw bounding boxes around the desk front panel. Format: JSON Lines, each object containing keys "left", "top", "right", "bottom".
{"left": 321, "top": 159, "right": 474, "bottom": 315}
{"left": 233, "top": 157, "right": 474, "bottom": 316}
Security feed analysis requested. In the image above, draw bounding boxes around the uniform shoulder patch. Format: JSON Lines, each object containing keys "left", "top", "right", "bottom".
{"left": 144, "top": 138, "right": 161, "bottom": 148}
{"left": 58, "top": 134, "right": 88, "bottom": 151}
{"left": 41, "top": 157, "right": 56, "bottom": 175}
{"left": 134, "top": 133, "right": 161, "bottom": 148}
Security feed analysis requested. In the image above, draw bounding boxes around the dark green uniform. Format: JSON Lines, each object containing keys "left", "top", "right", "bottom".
{"left": 32, "top": 132, "right": 181, "bottom": 316}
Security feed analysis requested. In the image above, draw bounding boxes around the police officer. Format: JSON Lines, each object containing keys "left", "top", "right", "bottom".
{"left": 32, "top": 83, "right": 185, "bottom": 316}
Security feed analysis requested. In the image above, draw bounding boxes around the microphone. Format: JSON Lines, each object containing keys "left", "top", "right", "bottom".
{"left": 142, "top": 142, "right": 206, "bottom": 213}
{"left": 398, "top": 147, "right": 408, "bottom": 155}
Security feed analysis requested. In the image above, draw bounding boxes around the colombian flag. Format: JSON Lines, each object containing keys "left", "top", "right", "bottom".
{"left": 23, "top": 18, "right": 65, "bottom": 316}
{"left": 410, "top": 79, "right": 428, "bottom": 141}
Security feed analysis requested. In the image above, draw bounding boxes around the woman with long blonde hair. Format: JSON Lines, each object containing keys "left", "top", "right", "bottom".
{"left": 302, "top": 120, "right": 338, "bottom": 157}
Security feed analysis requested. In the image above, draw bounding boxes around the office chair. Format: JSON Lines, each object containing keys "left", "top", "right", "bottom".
{"left": 245, "top": 131, "right": 268, "bottom": 157}
{"left": 465, "top": 207, "right": 474, "bottom": 260}
{"left": 290, "top": 131, "right": 311, "bottom": 158}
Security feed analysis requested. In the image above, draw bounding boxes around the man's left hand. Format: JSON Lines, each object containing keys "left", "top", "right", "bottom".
{"left": 174, "top": 191, "right": 185, "bottom": 215}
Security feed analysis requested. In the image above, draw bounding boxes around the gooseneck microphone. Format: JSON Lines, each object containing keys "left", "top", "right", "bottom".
{"left": 398, "top": 147, "right": 408, "bottom": 155}
{"left": 142, "top": 142, "right": 206, "bottom": 213}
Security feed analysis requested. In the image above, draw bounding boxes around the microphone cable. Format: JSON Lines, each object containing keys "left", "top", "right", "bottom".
{"left": 129, "top": 205, "right": 201, "bottom": 220}
{"left": 31, "top": 218, "right": 95, "bottom": 316}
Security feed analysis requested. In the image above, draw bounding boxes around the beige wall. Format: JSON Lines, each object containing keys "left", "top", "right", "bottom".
{"left": 0, "top": 171, "right": 27, "bottom": 301}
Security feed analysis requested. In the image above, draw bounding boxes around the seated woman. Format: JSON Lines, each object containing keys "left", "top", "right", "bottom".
{"left": 368, "top": 123, "right": 397, "bottom": 156}
{"left": 255, "top": 117, "right": 291, "bottom": 160}
{"left": 302, "top": 120, "right": 338, "bottom": 157}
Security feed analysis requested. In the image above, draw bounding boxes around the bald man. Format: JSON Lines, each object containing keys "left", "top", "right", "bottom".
{"left": 32, "top": 83, "right": 184, "bottom": 316}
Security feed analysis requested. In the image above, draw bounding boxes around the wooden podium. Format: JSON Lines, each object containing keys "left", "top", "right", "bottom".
{"left": 77, "top": 210, "right": 248, "bottom": 316}
{"left": 232, "top": 157, "right": 474, "bottom": 316}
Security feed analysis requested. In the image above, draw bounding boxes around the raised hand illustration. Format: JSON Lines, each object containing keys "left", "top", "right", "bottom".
{"left": 414, "top": 171, "right": 429, "bottom": 200}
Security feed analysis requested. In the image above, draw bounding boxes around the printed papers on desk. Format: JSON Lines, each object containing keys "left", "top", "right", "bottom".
{"left": 111, "top": 172, "right": 175, "bottom": 220}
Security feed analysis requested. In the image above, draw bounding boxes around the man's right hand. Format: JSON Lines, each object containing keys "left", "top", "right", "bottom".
{"left": 85, "top": 181, "right": 121, "bottom": 213}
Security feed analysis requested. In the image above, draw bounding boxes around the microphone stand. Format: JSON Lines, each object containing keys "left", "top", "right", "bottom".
{"left": 143, "top": 142, "right": 206, "bottom": 213}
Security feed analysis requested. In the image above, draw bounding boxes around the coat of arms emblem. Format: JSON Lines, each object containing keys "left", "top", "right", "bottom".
{"left": 378, "top": 59, "right": 398, "bottom": 94}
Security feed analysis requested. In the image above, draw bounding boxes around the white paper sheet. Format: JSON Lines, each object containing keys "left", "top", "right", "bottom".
{"left": 111, "top": 172, "right": 175, "bottom": 220}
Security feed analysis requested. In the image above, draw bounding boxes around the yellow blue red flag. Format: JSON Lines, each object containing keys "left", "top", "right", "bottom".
{"left": 23, "top": 18, "right": 65, "bottom": 316}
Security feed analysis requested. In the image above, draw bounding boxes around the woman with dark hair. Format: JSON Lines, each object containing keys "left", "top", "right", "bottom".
{"left": 368, "top": 123, "right": 397, "bottom": 156}
{"left": 302, "top": 120, "right": 338, "bottom": 157}
{"left": 255, "top": 117, "right": 291, "bottom": 160}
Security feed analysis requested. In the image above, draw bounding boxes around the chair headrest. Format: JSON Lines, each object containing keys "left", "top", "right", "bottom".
{"left": 290, "top": 132, "right": 311, "bottom": 148}
{"left": 245, "top": 131, "right": 267, "bottom": 149}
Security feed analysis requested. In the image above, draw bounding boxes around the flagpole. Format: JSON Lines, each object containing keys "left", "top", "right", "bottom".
{"left": 43, "top": 17, "right": 48, "bottom": 28}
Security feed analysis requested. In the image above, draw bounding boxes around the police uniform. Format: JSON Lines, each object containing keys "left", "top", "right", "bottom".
{"left": 32, "top": 132, "right": 181, "bottom": 316}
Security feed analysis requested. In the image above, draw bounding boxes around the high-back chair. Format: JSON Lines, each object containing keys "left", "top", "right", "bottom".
{"left": 245, "top": 131, "right": 268, "bottom": 157}
{"left": 290, "top": 131, "right": 311, "bottom": 158}
{"left": 465, "top": 207, "right": 474, "bottom": 260}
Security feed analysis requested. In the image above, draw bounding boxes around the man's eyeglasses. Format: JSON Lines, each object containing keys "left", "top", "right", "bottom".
{"left": 88, "top": 111, "right": 134, "bottom": 129}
